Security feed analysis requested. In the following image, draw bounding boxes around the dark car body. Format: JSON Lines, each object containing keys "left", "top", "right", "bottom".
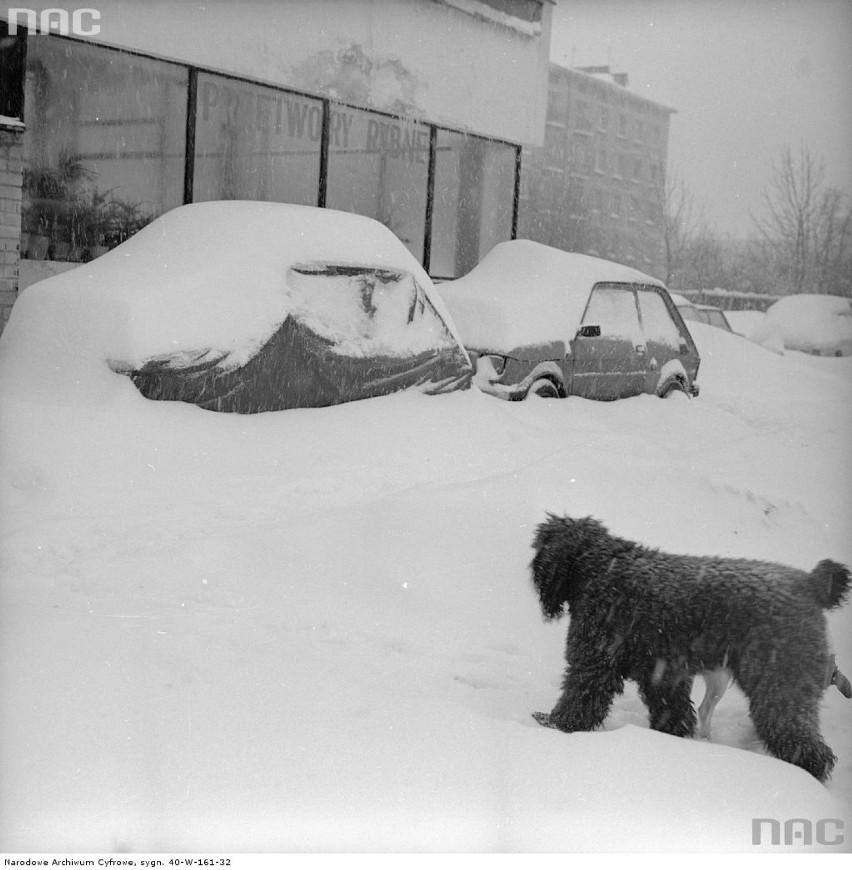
{"left": 440, "top": 241, "right": 699, "bottom": 401}
{"left": 122, "top": 262, "right": 471, "bottom": 413}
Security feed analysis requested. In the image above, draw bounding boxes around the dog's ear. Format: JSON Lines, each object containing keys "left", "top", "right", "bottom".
{"left": 810, "top": 559, "right": 851, "bottom": 610}
{"left": 530, "top": 515, "right": 584, "bottom": 620}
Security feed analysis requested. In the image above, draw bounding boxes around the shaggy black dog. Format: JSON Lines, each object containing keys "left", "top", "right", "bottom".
{"left": 530, "top": 514, "right": 850, "bottom": 782}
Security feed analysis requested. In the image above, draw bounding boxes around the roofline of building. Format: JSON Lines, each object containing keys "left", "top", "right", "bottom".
{"left": 549, "top": 62, "right": 678, "bottom": 115}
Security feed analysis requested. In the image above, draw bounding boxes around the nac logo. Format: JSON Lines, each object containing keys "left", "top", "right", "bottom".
{"left": 752, "top": 818, "right": 844, "bottom": 847}
{"left": 7, "top": 8, "right": 101, "bottom": 36}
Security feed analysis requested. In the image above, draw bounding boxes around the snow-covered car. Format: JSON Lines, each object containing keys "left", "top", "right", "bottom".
{"left": 671, "top": 294, "right": 733, "bottom": 332}
{"left": 751, "top": 293, "right": 852, "bottom": 357}
{"left": 440, "top": 240, "right": 700, "bottom": 400}
{"left": 5, "top": 202, "right": 472, "bottom": 413}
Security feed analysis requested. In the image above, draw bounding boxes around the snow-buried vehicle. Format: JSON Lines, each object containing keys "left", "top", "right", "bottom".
{"left": 439, "top": 240, "right": 700, "bottom": 401}
{"left": 12, "top": 202, "right": 472, "bottom": 413}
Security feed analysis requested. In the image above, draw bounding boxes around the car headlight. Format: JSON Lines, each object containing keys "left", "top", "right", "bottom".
{"left": 474, "top": 353, "right": 507, "bottom": 380}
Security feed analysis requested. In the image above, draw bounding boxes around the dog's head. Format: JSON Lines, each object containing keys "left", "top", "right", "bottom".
{"left": 530, "top": 514, "right": 609, "bottom": 620}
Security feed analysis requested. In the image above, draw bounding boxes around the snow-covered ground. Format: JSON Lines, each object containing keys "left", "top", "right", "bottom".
{"left": 1, "top": 317, "right": 851, "bottom": 853}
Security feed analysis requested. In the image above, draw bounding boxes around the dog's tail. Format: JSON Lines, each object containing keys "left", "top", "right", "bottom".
{"left": 808, "top": 559, "right": 851, "bottom": 610}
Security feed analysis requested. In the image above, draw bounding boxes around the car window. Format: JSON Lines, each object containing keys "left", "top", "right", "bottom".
{"left": 637, "top": 288, "right": 683, "bottom": 348}
{"left": 705, "top": 310, "right": 729, "bottom": 330}
{"left": 582, "top": 284, "right": 642, "bottom": 343}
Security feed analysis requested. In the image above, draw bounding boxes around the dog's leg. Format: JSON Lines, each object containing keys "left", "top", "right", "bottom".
{"left": 638, "top": 664, "right": 697, "bottom": 738}
{"left": 828, "top": 655, "right": 852, "bottom": 698}
{"left": 743, "top": 683, "right": 836, "bottom": 782}
{"left": 697, "top": 669, "right": 730, "bottom": 739}
{"left": 534, "top": 658, "right": 625, "bottom": 732}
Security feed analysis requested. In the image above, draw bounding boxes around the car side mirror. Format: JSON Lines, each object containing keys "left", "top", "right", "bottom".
{"left": 577, "top": 325, "right": 601, "bottom": 338}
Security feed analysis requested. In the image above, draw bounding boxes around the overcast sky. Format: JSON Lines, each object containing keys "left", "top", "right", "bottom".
{"left": 549, "top": 0, "right": 852, "bottom": 238}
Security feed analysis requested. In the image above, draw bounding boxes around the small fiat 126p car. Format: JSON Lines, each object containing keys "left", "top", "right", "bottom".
{"left": 440, "top": 240, "right": 700, "bottom": 401}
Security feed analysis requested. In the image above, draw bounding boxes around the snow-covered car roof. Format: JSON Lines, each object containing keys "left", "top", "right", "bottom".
{"left": 12, "top": 201, "right": 464, "bottom": 368}
{"left": 752, "top": 293, "right": 852, "bottom": 355}
{"left": 440, "top": 239, "right": 664, "bottom": 352}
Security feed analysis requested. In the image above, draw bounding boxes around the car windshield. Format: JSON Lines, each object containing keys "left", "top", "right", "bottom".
{"left": 286, "top": 264, "right": 457, "bottom": 357}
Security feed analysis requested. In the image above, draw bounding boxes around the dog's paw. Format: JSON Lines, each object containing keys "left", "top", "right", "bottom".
{"left": 532, "top": 711, "right": 568, "bottom": 731}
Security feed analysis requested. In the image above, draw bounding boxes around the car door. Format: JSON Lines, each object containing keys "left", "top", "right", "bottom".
{"left": 635, "top": 286, "right": 699, "bottom": 393}
{"left": 571, "top": 283, "right": 647, "bottom": 400}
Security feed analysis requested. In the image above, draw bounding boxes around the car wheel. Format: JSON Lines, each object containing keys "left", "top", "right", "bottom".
{"left": 660, "top": 380, "right": 690, "bottom": 399}
{"left": 525, "top": 378, "right": 561, "bottom": 399}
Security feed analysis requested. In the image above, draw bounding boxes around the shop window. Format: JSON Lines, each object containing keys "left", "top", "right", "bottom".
{"left": 429, "top": 130, "right": 516, "bottom": 279}
{"left": 21, "top": 37, "right": 187, "bottom": 263}
{"left": 193, "top": 72, "right": 321, "bottom": 208}
{"left": 0, "top": 21, "right": 26, "bottom": 120}
{"left": 326, "top": 106, "right": 429, "bottom": 262}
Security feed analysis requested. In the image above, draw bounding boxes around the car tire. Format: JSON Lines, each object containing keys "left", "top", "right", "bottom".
{"left": 525, "top": 378, "right": 561, "bottom": 399}
{"left": 660, "top": 380, "right": 690, "bottom": 399}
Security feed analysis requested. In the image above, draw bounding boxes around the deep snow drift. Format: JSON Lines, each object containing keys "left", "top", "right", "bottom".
{"left": 1, "top": 312, "right": 850, "bottom": 852}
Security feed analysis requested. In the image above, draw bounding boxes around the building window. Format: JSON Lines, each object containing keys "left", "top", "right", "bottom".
{"left": 430, "top": 130, "right": 516, "bottom": 278}
{"left": 630, "top": 196, "right": 640, "bottom": 220}
{"left": 21, "top": 37, "right": 187, "bottom": 262}
{"left": 633, "top": 158, "right": 643, "bottom": 181}
{"left": 611, "top": 193, "right": 621, "bottom": 217}
{"left": 544, "top": 126, "right": 566, "bottom": 168}
{"left": 598, "top": 107, "right": 609, "bottom": 132}
{"left": 595, "top": 148, "right": 607, "bottom": 175}
{"left": 575, "top": 101, "right": 591, "bottom": 132}
{"left": 617, "top": 113, "right": 628, "bottom": 139}
{"left": 325, "top": 106, "right": 430, "bottom": 263}
{"left": 547, "top": 88, "right": 567, "bottom": 126}
{"left": 193, "top": 72, "right": 322, "bottom": 209}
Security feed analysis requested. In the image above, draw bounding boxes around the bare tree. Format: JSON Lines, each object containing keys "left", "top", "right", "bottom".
{"left": 753, "top": 143, "right": 852, "bottom": 296}
{"left": 657, "top": 171, "right": 699, "bottom": 286}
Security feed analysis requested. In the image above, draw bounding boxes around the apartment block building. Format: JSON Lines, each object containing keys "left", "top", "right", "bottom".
{"left": 518, "top": 63, "right": 674, "bottom": 279}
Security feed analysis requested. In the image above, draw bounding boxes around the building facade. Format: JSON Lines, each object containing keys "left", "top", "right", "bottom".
{"left": 518, "top": 63, "right": 674, "bottom": 279}
{"left": 0, "top": 0, "right": 553, "bottom": 330}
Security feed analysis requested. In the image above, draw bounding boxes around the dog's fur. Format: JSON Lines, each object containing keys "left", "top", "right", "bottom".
{"left": 531, "top": 514, "right": 850, "bottom": 782}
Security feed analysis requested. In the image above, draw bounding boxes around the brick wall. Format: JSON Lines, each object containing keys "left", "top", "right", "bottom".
{"left": 0, "top": 125, "right": 24, "bottom": 335}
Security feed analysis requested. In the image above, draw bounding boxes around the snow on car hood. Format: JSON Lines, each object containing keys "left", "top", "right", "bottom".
{"left": 1, "top": 201, "right": 466, "bottom": 375}
{"left": 440, "top": 239, "right": 664, "bottom": 352}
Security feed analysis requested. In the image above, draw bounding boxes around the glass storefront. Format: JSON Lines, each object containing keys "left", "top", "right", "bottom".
{"left": 18, "top": 35, "right": 519, "bottom": 276}
{"left": 193, "top": 72, "right": 322, "bottom": 207}
{"left": 326, "top": 106, "right": 429, "bottom": 263}
{"left": 430, "top": 130, "right": 517, "bottom": 278}
{"left": 22, "top": 37, "right": 187, "bottom": 262}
